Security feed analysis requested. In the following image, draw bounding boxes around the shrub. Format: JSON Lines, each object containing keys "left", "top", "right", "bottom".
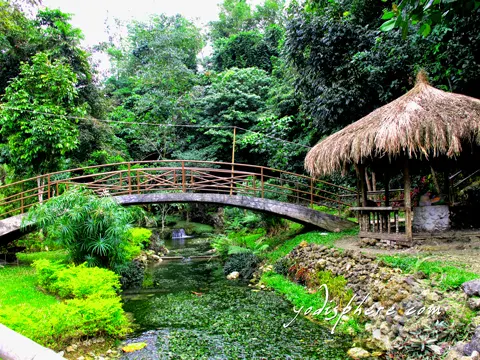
{"left": 0, "top": 297, "right": 130, "bottom": 348}
{"left": 212, "top": 228, "right": 268, "bottom": 257}
{"left": 119, "top": 260, "right": 145, "bottom": 289}
{"left": 15, "top": 231, "right": 63, "bottom": 252}
{"left": 33, "top": 259, "right": 65, "bottom": 288}
{"left": 273, "top": 257, "right": 293, "bottom": 276}
{"left": 128, "top": 227, "right": 152, "bottom": 248}
{"left": 33, "top": 260, "right": 121, "bottom": 298}
{"left": 224, "top": 252, "right": 260, "bottom": 280}
{"left": 122, "top": 227, "right": 152, "bottom": 260}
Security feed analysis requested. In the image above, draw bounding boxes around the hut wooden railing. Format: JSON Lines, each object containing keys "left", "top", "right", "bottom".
{"left": 351, "top": 206, "right": 407, "bottom": 244}
{"left": 341, "top": 187, "right": 409, "bottom": 245}
{"left": 0, "top": 160, "right": 358, "bottom": 220}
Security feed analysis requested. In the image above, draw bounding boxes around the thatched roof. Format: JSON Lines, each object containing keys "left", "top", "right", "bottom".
{"left": 305, "top": 71, "right": 480, "bottom": 177}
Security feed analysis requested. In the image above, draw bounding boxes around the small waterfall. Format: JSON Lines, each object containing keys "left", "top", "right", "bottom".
{"left": 172, "top": 228, "right": 187, "bottom": 239}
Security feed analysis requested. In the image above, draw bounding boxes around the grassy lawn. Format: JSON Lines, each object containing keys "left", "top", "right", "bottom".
{"left": 0, "top": 265, "right": 58, "bottom": 308}
{"left": 261, "top": 272, "right": 363, "bottom": 335}
{"left": 380, "top": 254, "right": 480, "bottom": 290}
{"left": 16, "top": 250, "right": 69, "bottom": 265}
{"left": 265, "top": 228, "right": 358, "bottom": 263}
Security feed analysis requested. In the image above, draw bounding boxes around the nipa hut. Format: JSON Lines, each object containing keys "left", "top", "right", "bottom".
{"left": 305, "top": 71, "right": 480, "bottom": 246}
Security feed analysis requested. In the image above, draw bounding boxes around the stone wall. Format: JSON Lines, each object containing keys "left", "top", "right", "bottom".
{"left": 282, "top": 243, "right": 477, "bottom": 359}
{"left": 413, "top": 205, "right": 450, "bottom": 232}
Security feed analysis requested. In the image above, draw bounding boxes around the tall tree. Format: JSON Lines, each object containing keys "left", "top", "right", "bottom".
{"left": 0, "top": 5, "right": 104, "bottom": 117}
{"left": 0, "top": 52, "right": 85, "bottom": 180}
{"left": 106, "top": 14, "right": 204, "bottom": 160}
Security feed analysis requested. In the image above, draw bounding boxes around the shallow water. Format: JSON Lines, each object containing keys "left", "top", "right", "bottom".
{"left": 121, "top": 235, "right": 350, "bottom": 359}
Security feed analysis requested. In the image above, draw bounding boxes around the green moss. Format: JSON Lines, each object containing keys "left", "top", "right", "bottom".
{"left": 380, "top": 254, "right": 480, "bottom": 290}
{"left": 173, "top": 220, "right": 214, "bottom": 234}
{"left": 261, "top": 271, "right": 363, "bottom": 335}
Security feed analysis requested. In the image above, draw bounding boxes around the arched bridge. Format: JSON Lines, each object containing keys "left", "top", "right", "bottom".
{"left": 0, "top": 160, "right": 358, "bottom": 243}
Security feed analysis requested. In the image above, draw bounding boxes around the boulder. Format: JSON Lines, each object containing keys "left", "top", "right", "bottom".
{"left": 464, "top": 327, "right": 480, "bottom": 356}
{"left": 462, "top": 280, "right": 480, "bottom": 297}
{"left": 347, "top": 347, "right": 371, "bottom": 359}
{"left": 468, "top": 298, "right": 480, "bottom": 311}
{"left": 226, "top": 271, "right": 240, "bottom": 280}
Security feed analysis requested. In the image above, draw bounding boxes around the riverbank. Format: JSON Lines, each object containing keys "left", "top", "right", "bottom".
{"left": 3, "top": 222, "right": 480, "bottom": 359}
{"left": 255, "top": 227, "right": 480, "bottom": 359}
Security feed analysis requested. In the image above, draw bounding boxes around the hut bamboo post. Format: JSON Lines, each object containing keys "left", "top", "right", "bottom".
{"left": 365, "top": 168, "right": 372, "bottom": 192}
{"left": 404, "top": 159, "right": 413, "bottom": 242}
{"left": 230, "top": 127, "right": 236, "bottom": 196}
{"left": 444, "top": 171, "right": 451, "bottom": 204}
{"left": 430, "top": 166, "right": 441, "bottom": 194}
{"left": 355, "top": 163, "right": 369, "bottom": 233}
{"left": 355, "top": 164, "right": 368, "bottom": 206}
{"left": 384, "top": 171, "right": 390, "bottom": 232}
{"left": 384, "top": 171, "right": 390, "bottom": 207}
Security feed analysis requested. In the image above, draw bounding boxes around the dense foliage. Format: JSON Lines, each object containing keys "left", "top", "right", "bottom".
{"left": 0, "top": 0, "right": 477, "bottom": 181}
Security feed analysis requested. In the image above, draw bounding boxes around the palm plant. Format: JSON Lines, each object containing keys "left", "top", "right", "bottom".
{"left": 23, "top": 187, "right": 146, "bottom": 272}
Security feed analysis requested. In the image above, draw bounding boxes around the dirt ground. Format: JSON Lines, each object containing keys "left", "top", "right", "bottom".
{"left": 335, "top": 235, "right": 480, "bottom": 274}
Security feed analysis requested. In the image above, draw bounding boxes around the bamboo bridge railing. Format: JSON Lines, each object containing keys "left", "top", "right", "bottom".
{"left": 0, "top": 160, "right": 358, "bottom": 220}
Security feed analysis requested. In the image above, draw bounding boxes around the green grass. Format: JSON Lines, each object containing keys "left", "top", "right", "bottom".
{"left": 0, "top": 266, "right": 58, "bottom": 308}
{"left": 265, "top": 228, "right": 358, "bottom": 263}
{"left": 0, "top": 264, "right": 130, "bottom": 349}
{"left": 16, "top": 250, "right": 69, "bottom": 264}
{"left": 380, "top": 254, "right": 480, "bottom": 290}
{"left": 261, "top": 272, "right": 362, "bottom": 335}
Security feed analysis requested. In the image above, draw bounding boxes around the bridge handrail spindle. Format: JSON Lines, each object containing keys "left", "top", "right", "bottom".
{"left": 310, "top": 178, "right": 314, "bottom": 208}
{"left": 47, "top": 174, "right": 51, "bottom": 200}
{"left": 136, "top": 169, "right": 140, "bottom": 194}
{"left": 181, "top": 161, "right": 186, "bottom": 193}
{"left": 261, "top": 167, "right": 264, "bottom": 198}
{"left": 229, "top": 163, "right": 234, "bottom": 196}
{"left": 128, "top": 163, "right": 132, "bottom": 195}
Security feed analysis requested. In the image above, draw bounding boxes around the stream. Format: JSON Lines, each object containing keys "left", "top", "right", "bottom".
{"left": 120, "top": 231, "right": 350, "bottom": 359}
